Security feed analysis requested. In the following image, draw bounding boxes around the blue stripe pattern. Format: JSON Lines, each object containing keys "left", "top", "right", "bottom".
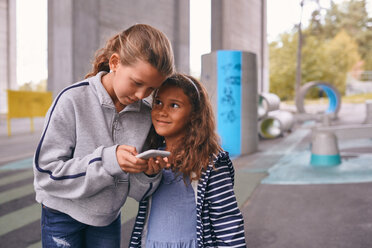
{"left": 129, "top": 151, "right": 247, "bottom": 247}
{"left": 34, "top": 82, "right": 90, "bottom": 180}
{"left": 88, "top": 157, "right": 102, "bottom": 164}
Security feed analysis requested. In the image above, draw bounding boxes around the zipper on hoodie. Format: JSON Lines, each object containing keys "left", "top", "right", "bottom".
{"left": 112, "top": 113, "right": 119, "bottom": 142}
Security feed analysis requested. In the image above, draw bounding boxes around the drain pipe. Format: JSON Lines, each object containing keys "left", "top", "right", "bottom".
{"left": 295, "top": 81, "right": 341, "bottom": 119}
{"left": 258, "top": 92, "right": 280, "bottom": 119}
{"left": 258, "top": 110, "right": 294, "bottom": 139}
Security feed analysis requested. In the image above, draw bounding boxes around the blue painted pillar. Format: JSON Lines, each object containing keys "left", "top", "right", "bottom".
{"left": 202, "top": 50, "right": 258, "bottom": 156}
{"left": 217, "top": 51, "right": 242, "bottom": 155}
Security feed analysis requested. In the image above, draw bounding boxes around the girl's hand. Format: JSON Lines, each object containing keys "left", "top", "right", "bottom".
{"left": 116, "top": 145, "right": 148, "bottom": 173}
{"left": 144, "top": 156, "right": 171, "bottom": 176}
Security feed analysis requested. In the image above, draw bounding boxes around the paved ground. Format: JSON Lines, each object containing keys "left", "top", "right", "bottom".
{"left": 0, "top": 103, "right": 371, "bottom": 247}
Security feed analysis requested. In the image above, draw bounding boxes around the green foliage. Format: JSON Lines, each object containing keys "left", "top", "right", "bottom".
{"left": 320, "top": 30, "right": 360, "bottom": 94}
{"left": 19, "top": 79, "right": 47, "bottom": 92}
{"left": 310, "top": 0, "right": 372, "bottom": 69}
{"left": 269, "top": 33, "right": 297, "bottom": 100}
{"left": 269, "top": 0, "right": 369, "bottom": 100}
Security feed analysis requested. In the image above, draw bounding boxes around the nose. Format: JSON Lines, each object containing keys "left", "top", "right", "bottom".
{"left": 154, "top": 104, "right": 167, "bottom": 117}
{"left": 134, "top": 90, "right": 146, "bottom": 100}
{"left": 135, "top": 88, "right": 152, "bottom": 100}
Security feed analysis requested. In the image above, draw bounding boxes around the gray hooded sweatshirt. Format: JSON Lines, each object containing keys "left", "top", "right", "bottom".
{"left": 33, "top": 71, "right": 161, "bottom": 226}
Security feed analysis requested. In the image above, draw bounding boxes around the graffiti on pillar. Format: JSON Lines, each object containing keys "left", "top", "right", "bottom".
{"left": 217, "top": 50, "right": 242, "bottom": 156}
{"left": 219, "top": 63, "right": 241, "bottom": 123}
{"left": 220, "top": 86, "right": 237, "bottom": 123}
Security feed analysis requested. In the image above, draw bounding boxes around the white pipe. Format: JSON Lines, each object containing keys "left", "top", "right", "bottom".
{"left": 258, "top": 110, "right": 294, "bottom": 139}
{"left": 258, "top": 92, "right": 280, "bottom": 119}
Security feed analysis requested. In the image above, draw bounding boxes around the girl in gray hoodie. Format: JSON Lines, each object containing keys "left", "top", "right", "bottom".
{"left": 33, "top": 24, "right": 174, "bottom": 248}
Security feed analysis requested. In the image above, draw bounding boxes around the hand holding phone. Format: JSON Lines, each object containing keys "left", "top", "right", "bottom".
{"left": 135, "top": 149, "right": 171, "bottom": 159}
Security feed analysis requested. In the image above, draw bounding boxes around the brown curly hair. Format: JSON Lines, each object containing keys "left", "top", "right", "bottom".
{"left": 149, "top": 73, "right": 221, "bottom": 181}
{"left": 85, "top": 24, "right": 175, "bottom": 78}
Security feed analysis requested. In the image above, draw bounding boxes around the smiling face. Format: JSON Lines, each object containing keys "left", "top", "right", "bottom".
{"left": 151, "top": 85, "right": 192, "bottom": 142}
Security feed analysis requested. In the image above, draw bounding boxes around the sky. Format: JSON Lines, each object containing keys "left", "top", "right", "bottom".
{"left": 15, "top": 0, "right": 371, "bottom": 85}
{"left": 190, "top": 0, "right": 211, "bottom": 77}
{"left": 267, "top": 0, "right": 372, "bottom": 42}
{"left": 16, "top": 0, "right": 47, "bottom": 86}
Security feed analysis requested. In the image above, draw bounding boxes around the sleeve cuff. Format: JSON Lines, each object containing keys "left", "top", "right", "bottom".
{"left": 134, "top": 171, "right": 161, "bottom": 183}
{"left": 102, "top": 145, "right": 124, "bottom": 176}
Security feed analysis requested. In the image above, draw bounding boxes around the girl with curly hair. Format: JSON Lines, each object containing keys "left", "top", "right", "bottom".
{"left": 129, "top": 73, "right": 246, "bottom": 247}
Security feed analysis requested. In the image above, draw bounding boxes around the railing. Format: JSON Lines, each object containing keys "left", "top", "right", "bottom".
{"left": 357, "top": 71, "right": 372, "bottom": 82}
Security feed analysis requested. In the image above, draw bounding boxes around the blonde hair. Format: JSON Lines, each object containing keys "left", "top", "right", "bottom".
{"left": 85, "top": 24, "right": 175, "bottom": 78}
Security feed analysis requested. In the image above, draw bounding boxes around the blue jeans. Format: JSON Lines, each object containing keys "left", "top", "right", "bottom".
{"left": 41, "top": 205, "right": 121, "bottom": 248}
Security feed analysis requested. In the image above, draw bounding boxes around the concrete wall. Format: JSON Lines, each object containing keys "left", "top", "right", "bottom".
{"left": 346, "top": 73, "right": 372, "bottom": 96}
{"left": 211, "top": 0, "right": 268, "bottom": 93}
{"left": 48, "top": 0, "right": 190, "bottom": 96}
{"left": 0, "top": 0, "right": 16, "bottom": 114}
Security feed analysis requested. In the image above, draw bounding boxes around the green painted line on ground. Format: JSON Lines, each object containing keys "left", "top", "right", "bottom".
{"left": 0, "top": 170, "right": 34, "bottom": 187}
{"left": 264, "top": 128, "right": 311, "bottom": 155}
{"left": 235, "top": 171, "right": 267, "bottom": 207}
{"left": 0, "top": 184, "right": 34, "bottom": 204}
{"left": 0, "top": 157, "right": 34, "bottom": 171}
{"left": 121, "top": 197, "right": 139, "bottom": 224}
{"left": 0, "top": 203, "right": 40, "bottom": 236}
{"left": 27, "top": 241, "right": 41, "bottom": 248}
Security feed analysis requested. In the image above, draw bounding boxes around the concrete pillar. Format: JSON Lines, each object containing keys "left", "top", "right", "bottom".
{"left": 0, "top": 0, "right": 16, "bottom": 113}
{"left": 97, "top": 0, "right": 190, "bottom": 75}
{"left": 47, "top": 0, "right": 74, "bottom": 96}
{"left": 364, "top": 100, "right": 372, "bottom": 124}
{"left": 48, "top": 0, "right": 190, "bottom": 97}
{"left": 201, "top": 50, "right": 258, "bottom": 156}
{"left": 211, "top": 0, "right": 268, "bottom": 92}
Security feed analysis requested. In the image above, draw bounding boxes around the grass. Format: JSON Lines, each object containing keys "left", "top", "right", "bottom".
{"left": 342, "top": 93, "right": 372, "bottom": 103}
{"left": 283, "top": 93, "right": 372, "bottom": 105}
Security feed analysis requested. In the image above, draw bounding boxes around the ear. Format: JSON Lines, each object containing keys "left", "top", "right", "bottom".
{"left": 109, "top": 53, "right": 120, "bottom": 72}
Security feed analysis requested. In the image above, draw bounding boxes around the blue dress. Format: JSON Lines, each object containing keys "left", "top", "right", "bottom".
{"left": 145, "top": 169, "right": 198, "bottom": 248}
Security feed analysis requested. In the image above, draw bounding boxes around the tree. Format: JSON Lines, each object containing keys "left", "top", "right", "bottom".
{"left": 269, "top": 32, "right": 297, "bottom": 100}
{"left": 320, "top": 30, "right": 360, "bottom": 94}
{"left": 269, "top": 0, "right": 367, "bottom": 100}
{"left": 309, "top": 0, "right": 372, "bottom": 69}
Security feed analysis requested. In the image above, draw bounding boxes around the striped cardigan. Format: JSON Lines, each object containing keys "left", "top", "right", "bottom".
{"left": 129, "top": 151, "right": 247, "bottom": 247}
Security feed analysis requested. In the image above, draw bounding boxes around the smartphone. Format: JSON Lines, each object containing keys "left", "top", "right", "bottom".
{"left": 135, "top": 149, "right": 171, "bottom": 159}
